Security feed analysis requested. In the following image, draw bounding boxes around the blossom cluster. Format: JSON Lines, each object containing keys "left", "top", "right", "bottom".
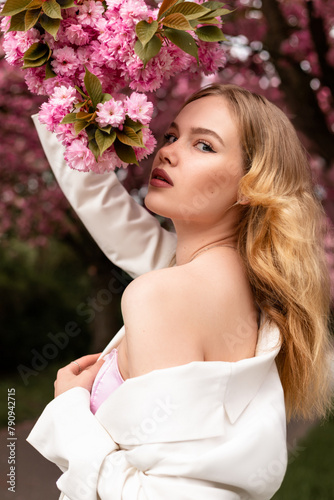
{"left": 39, "top": 84, "right": 156, "bottom": 172}
{"left": 1, "top": 0, "right": 227, "bottom": 172}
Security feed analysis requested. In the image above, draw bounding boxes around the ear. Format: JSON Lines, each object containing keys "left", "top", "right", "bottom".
{"left": 238, "top": 195, "right": 250, "bottom": 205}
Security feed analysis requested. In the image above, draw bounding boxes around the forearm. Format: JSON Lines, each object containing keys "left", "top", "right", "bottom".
{"left": 32, "top": 115, "right": 177, "bottom": 278}
{"left": 26, "top": 388, "right": 119, "bottom": 500}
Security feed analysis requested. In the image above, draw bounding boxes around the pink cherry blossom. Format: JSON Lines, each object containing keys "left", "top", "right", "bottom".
{"left": 105, "top": 0, "right": 123, "bottom": 12}
{"left": 51, "top": 86, "right": 78, "bottom": 108}
{"left": 93, "top": 149, "right": 127, "bottom": 172}
{"left": 55, "top": 123, "right": 77, "bottom": 146}
{"left": 0, "top": 16, "right": 10, "bottom": 32}
{"left": 77, "top": 1, "right": 105, "bottom": 27}
{"left": 51, "top": 47, "right": 80, "bottom": 76}
{"left": 1, "top": 0, "right": 230, "bottom": 173}
{"left": 24, "top": 67, "right": 46, "bottom": 95}
{"left": 66, "top": 23, "right": 90, "bottom": 46}
{"left": 64, "top": 140, "right": 97, "bottom": 172}
{"left": 133, "top": 127, "right": 157, "bottom": 161}
{"left": 96, "top": 100, "right": 126, "bottom": 128}
{"left": 38, "top": 102, "right": 69, "bottom": 132}
{"left": 125, "top": 93, "right": 153, "bottom": 125}
{"left": 119, "top": 0, "right": 148, "bottom": 24}
{"left": 2, "top": 28, "right": 40, "bottom": 66}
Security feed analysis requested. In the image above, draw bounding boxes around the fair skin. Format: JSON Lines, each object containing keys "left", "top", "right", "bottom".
{"left": 55, "top": 95, "right": 259, "bottom": 397}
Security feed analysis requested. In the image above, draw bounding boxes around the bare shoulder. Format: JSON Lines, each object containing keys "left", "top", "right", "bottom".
{"left": 121, "top": 252, "right": 259, "bottom": 379}
{"left": 121, "top": 266, "right": 202, "bottom": 378}
{"left": 121, "top": 265, "right": 195, "bottom": 314}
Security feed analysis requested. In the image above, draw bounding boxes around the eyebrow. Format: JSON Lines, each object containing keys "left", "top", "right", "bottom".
{"left": 169, "top": 121, "right": 225, "bottom": 146}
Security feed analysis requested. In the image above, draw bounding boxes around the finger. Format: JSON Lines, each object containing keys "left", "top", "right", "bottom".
{"left": 69, "top": 353, "right": 102, "bottom": 372}
{"left": 78, "top": 359, "right": 105, "bottom": 392}
{"left": 86, "top": 358, "right": 105, "bottom": 377}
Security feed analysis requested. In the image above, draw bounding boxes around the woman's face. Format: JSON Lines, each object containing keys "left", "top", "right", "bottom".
{"left": 145, "top": 95, "right": 245, "bottom": 225}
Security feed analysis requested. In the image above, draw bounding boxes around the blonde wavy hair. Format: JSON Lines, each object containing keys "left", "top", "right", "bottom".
{"left": 184, "top": 84, "right": 333, "bottom": 421}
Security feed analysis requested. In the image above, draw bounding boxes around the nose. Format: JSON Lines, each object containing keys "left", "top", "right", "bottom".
{"left": 158, "top": 142, "right": 178, "bottom": 166}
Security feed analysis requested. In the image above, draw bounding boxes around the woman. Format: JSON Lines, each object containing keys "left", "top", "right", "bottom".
{"left": 27, "top": 85, "right": 332, "bottom": 500}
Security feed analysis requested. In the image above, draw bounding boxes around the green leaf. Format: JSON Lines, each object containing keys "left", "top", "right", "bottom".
{"left": 164, "top": 28, "right": 198, "bottom": 61}
{"left": 39, "top": 14, "right": 60, "bottom": 37}
{"left": 88, "top": 139, "right": 100, "bottom": 161}
{"left": 100, "top": 125, "right": 112, "bottom": 133}
{"left": 84, "top": 67, "right": 103, "bottom": 109}
{"left": 56, "top": 0, "right": 75, "bottom": 8}
{"left": 74, "top": 120, "right": 89, "bottom": 135}
{"left": 26, "top": 0, "right": 43, "bottom": 9}
{"left": 95, "top": 129, "right": 116, "bottom": 155}
{"left": 75, "top": 86, "right": 88, "bottom": 99}
{"left": 1, "top": 0, "right": 32, "bottom": 17}
{"left": 23, "top": 42, "right": 51, "bottom": 68}
{"left": 191, "top": 16, "right": 220, "bottom": 26}
{"left": 167, "top": 2, "right": 210, "bottom": 21}
{"left": 42, "top": 0, "right": 62, "bottom": 19}
{"left": 196, "top": 25, "right": 226, "bottom": 42}
{"left": 200, "top": 2, "right": 233, "bottom": 21}
{"left": 45, "top": 59, "right": 56, "bottom": 79}
{"left": 86, "top": 126, "right": 95, "bottom": 141}
{"left": 101, "top": 93, "right": 113, "bottom": 104}
{"left": 8, "top": 11, "right": 26, "bottom": 32}
{"left": 23, "top": 42, "right": 48, "bottom": 61}
{"left": 157, "top": 0, "right": 179, "bottom": 21}
{"left": 76, "top": 111, "right": 95, "bottom": 121}
{"left": 24, "top": 8, "right": 41, "bottom": 30}
{"left": 212, "top": 8, "right": 232, "bottom": 16}
{"left": 201, "top": 7, "right": 232, "bottom": 18}
{"left": 22, "top": 53, "right": 49, "bottom": 68}
{"left": 134, "top": 35, "right": 162, "bottom": 67}
{"left": 74, "top": 101, "right": 86, "bottom": 109}
{"left": 124, "top": 117, "right": 143, "bottom": 133}
{"left": 135, "top": 20, "right": 159, "bottom": 48}
{"left": 61, "top": 113, "right": 78, "bottom": 124}
{"left": 114, "top": 140, "right": 138, "bottom": 165}
{"left": 202, "top": 1, "right": 225, "bottom": 9}
{"left": 22, "top": 52, "right": 49, "bottom": 68}
{"left": 116, "top": 126, "right": 145, "bottom": 148}
{"left": 162, "top": 12, "right": 192, "bottom": 30}
{"left": 137, "top": 129, "right": 144, "bottom": 143}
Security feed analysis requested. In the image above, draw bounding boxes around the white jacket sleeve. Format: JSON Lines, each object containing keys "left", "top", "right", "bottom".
{"left": 26, "top": 388, "right": 119, "bottom": 500}
{"left": 32, "top": 115, "right": 177, "bottom": 278}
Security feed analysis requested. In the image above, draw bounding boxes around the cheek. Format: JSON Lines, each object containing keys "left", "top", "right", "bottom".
{"left": 174, "top": 167, "right": 241, "bottom": 222}
{"left": 196, "top": 164, "right": 241, "bottom": 203}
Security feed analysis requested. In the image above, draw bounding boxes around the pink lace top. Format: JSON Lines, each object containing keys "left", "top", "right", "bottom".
{"left": 90, "top": 348, "right": 125, "bottom": 414}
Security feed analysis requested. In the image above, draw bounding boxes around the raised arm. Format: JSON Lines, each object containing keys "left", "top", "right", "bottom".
{"left": 32, "top": 115, "right": 177, "bottom": 278}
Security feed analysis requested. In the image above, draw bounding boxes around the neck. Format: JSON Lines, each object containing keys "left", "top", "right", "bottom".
{"left": 173, "top": 217, "right": 239, "bottom": 266}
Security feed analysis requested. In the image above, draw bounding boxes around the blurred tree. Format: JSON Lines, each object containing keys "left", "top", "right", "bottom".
{"left": 0, "top": 46, "right": 129, "bottom": 355}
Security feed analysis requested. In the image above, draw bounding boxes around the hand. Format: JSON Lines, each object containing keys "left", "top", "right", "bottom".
{"left": 54, "top": 353, "right": 105, "bottom": 398}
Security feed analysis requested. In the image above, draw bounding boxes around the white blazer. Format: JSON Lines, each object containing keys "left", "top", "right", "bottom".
{"left": 27, "top": 119, "right": 287, "bottom": 500}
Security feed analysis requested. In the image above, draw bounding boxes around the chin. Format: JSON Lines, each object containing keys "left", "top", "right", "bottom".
{"left": 144, "top": 191, "right": 173, "bottom": 218}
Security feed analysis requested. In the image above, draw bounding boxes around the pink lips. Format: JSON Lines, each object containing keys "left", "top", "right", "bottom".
{"left": 150, "top": 168, "right": 174, "bottom": 188}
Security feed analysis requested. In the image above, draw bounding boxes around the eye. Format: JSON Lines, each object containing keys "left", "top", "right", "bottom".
{"left": 195, "top": 141, "right": 216, "bottom": 153}
{"left": 163, "top": 133, "right": 177, "bottom": 144}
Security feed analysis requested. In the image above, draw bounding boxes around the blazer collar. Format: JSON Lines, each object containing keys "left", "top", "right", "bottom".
{"left": 224, "top": 318, "right": 281, "bottom": 423}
